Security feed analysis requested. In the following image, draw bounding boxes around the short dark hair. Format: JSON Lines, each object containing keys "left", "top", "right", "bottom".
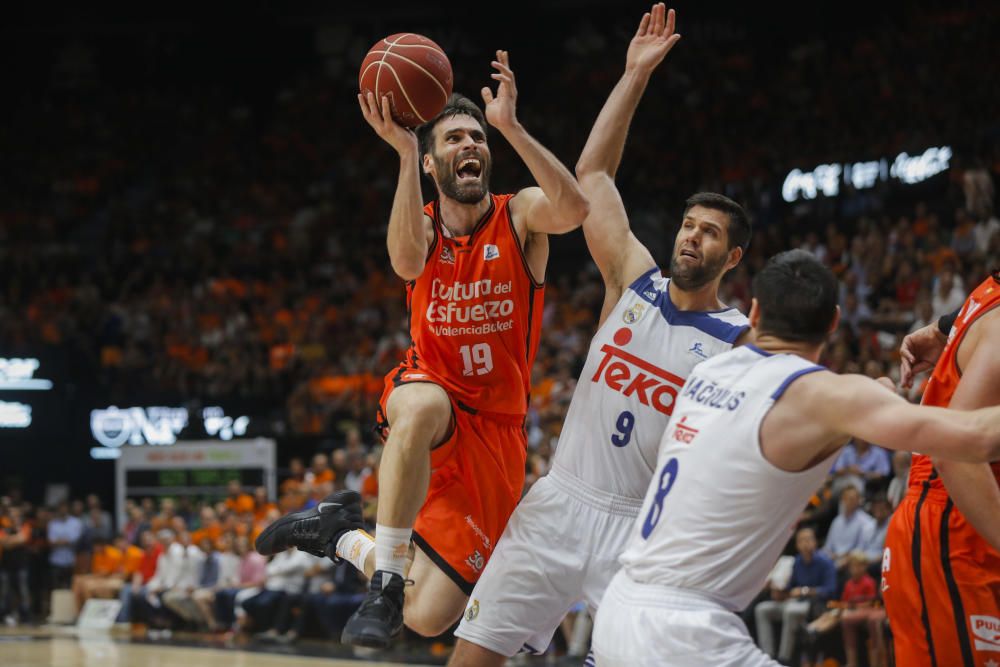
{"left": 752, "top": 249, "right": 838, "bottom": 345}
{"left": 683, "top": 192, "right": 751, "bottom": 251}
{"left": 416, "top": 94, "right": 488, "bottom": 159}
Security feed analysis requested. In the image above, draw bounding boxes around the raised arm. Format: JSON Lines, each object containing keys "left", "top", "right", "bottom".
{"left": 930, "top": 310, "right": 1000, "bottom": 553}
{"left": 358, "top": 92, "right": 434, "bottom": 281}
{"left": 813, "top": 373, "right": 1000, "bottom": 463}
{"left": 574, "top": 4, "right": 679, "bottom": 295}
{"left": 483, "top": 50, "right": 589, "bottom": 235}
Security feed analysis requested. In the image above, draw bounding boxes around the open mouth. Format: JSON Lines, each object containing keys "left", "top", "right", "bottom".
{"left": 679, "top": 247, "right": 700, "bottom": 261}
{"left": 455, "top": 157, "right": 483, "bottom": 182}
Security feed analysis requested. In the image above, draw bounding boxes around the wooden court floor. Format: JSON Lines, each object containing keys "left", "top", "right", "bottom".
{"left": 0, "top": 627, "right": 438, "bottom": 667}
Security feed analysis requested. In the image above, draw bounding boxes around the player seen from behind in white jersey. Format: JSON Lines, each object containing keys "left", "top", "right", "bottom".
{"left": 448, "top": 5, "right": 752, "bottom": 665}
{"left": 591, "top": 250, "right": 1000, "bottom": 667}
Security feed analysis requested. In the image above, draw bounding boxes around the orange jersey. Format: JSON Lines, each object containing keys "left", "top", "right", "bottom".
{"left": 400, "top": 193, "right": 544, "bottom": 416}
{"left": 909, "top": 272, "right": 1000, "bottom": 490}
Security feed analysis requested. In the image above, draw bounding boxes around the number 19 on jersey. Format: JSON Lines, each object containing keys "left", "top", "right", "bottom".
{"left": 460, "top": 343, "right": 494, "bottom": 377}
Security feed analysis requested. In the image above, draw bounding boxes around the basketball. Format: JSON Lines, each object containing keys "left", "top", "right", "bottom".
{"left": 358, "top": 33, "right": 453, "bottom": 128}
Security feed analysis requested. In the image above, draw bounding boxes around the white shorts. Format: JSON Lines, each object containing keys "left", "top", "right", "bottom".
{"left": 593, "top": 570, "right": 780, "bottom": 667}
{"left": 454, "top": 467, "right": 641, "bottom": 657}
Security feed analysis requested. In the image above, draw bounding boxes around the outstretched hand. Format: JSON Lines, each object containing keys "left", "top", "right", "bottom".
{"left": 357, "top": 92, "right": 418, "bottom": 155}
{"left": 627, "top": 3, "right": 681, "bottom": 74}
{"left": 482, "top": 50, "right": 519, "bottom": 131}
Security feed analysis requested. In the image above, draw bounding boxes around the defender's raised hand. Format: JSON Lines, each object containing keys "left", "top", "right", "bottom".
{"left": 357, "top": 92, "right": 418, "bottom": 155}
{"left": 482, "top": 50, "right": 519, "bottom": 131}
{"left": 627, "top": 3, "right": 681, "bottom": 74}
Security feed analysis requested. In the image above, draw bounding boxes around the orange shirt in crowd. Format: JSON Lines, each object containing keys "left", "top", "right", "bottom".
{"left": 91, "top": 545, "right": 123, "bottom": 576}
{"left": 361, "top": 473, "right": 379, "bottom": 500}
{"left": 311, "top": 469, "right": 334, "bottom": 486}
{"left": 225, "top": 493, "right": 255, "bottom": 515}
{"left": 254, "top": 503, "right": 278, "bottom": 523}
{"left": 122, "top": 545, "right": 144, "bottom": 577}
{"left": 191, "top": 522, "right": 223, "bottom": 547}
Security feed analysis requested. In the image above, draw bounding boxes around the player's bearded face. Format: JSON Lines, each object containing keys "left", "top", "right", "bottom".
{"left": 669, "top": 240, "right": 730, "bottom": 291}
{"left": 432, "top": 147, "right": 492, "bottom": 204}
{"left": 669, "top": 209, "right": 733, "bottom": 291}
{"left": 429, "top": 119, "right": 492, "bottom": 204}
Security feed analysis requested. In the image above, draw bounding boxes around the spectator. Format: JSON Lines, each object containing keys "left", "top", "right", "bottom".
{"left": 191, "top": 533, "right": 241, "bottom": 631}
{"left": 163, "top": 537, "right": 215, "bottom": 628}
{"left": 132, "top": 529, "right": 184, "bottom": 633}
{"left": 224, "top": 481, "right": 254, "bottom": 516}
{"left": 829, "top": 438, "right": 892, "bottom": 497}
{"left": 116, "top": 529, "right": 162, "bottom": 624}
{"left": 931, "top": 269, "right": 966, "bottom": 319}
{"left": 301, "top": 560, "right": 367, "bottom": 640}
{"left": 239, "top": 547, "right": 314, "bottom": 634}
{"left": 0, "top": 506, "right": 32, "bottom": 625}
{"left": 306, "top": 453, "right": 335, "bottom": 488}
{"left": 755, "top": 527, "right": 837, "bottom": 664}
{"left": 47, "top": 502, "right": 83, "bottom": 590}
{"left": 215, "top": 535, "right": 267, "bottom": 631}
{"left": 822, "top": 486, "right": 877, "bottom": 569}
{"left": 839, "top": 551, "right": 884, "bottom": 667}
{"left": 860, "top": 495, "right": 893, "bottom": 569}
{"left": 343, "top": 452, "right": 371, "bottom": 494}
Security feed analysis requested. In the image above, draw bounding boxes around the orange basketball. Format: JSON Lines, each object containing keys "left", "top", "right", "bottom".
{"left": 359, "top": 33, "right": 453, "bottom": 128}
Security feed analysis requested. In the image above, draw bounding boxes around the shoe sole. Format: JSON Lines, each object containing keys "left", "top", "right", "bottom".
{"left": 341, "top": 624, "right": 402, "bottom": 649}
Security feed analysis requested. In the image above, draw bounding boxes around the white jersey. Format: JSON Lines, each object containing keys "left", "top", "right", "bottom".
{"left": 551, "top": 267, "right": 748, "bottom": 500}
{"left": 620, "top": 345, "right": 837, "bottom": 611}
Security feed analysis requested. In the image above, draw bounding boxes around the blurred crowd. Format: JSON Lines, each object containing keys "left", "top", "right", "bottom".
{"left": 0, "top": 452, "right": 380, "bottom": 644}
{"left": 2, "top": 2, "right": 999, "bottom": 664}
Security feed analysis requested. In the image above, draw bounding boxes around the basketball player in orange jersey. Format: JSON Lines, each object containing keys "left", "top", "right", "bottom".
{"left": 883, "top": 270, "right": 1000, "bottom": 666}
{"left": 256, "top": 50, "right": 589, "bottom": 649}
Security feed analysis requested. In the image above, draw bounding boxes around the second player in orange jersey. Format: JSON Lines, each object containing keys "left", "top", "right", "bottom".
{"left": 884, "top": 271, "right": 1000, "bottom": 667}
{"left": 331, "top": 48, "right": 590, "bottom": 649}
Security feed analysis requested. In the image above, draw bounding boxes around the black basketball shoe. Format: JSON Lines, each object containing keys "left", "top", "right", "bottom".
{"left": 254, "top": 490, "right": 363, "bottom": 559}
{"left": 341, "top": 570, "right": 407, "bottom": 648}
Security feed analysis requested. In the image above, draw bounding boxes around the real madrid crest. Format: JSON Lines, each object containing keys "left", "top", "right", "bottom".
{"left": 465, "top": 599, "right": 480, "bottom": 621}
{"left": 623, "top": 303, "right": 646, "bottom": 324}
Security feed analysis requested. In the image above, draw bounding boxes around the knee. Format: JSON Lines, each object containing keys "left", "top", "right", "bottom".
{"left": 386, "top": 388, "right": 452, "bottom": 445}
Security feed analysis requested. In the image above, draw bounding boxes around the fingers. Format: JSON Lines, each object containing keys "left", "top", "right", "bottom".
{"left": 666, "top": 7, "right": 676, "bottom": 37}
{"left": 481, "top": 86, "right": 494, "bottom": 105}
{"left": 900, "top": 359, "right": 913, "bottom": 388}
{"left": 379, "top": 94, "right": 393, "bottom": 122}
{"left": 636, "top": 11, "right": 651, "bottom": 37}
{"left": 491, "top": 72, "right": 514, "bottom": 88}
{"left": 652, "top": 3, "right": 666, "bottom": 34}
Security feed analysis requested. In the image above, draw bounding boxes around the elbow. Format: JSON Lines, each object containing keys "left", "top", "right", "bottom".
{"left": 389, "top": 257, "right": 425, "bottom": 282}
{"left": 568, "top": 194, "right": 591, "bottom": 224}
{"left": 574, "top": 158, "right": 605, "bottom": 181}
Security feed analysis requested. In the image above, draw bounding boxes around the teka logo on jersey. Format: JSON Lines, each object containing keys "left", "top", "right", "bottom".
{"left": 591, "top": 328, "right": 685, "bottom": 416}
{"left": 971, "top": 615, "right": 1000, "bottom": 652}
{"left": 672, "top": 416, "right": 699, "bottom": 443}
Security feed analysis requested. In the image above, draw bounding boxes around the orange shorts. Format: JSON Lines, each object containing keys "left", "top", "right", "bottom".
{"left": 883, "top": 485, "right": 1000, "bottom": 667}
{"left": 377, "top": 367, "right": 527, "bottom": 594}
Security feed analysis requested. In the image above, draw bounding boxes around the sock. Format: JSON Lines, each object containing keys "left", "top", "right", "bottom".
{"left": 373, "top": 524, "right": 411, "bottom": 577}
{"left": 335, "top": 529, "right": 375, "bottom": 573}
